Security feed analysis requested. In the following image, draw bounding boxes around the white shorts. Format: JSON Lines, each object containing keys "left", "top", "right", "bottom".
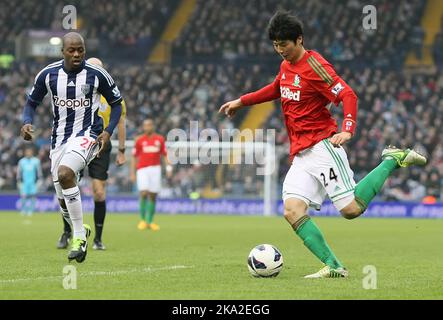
{"left": 137, "top": 165, "right": 161, "bottom": 193}
{"left": 50, "top": 136, "right": 99, "bottom": 198}
{"left": 282, "top": 139, "right": 356, "bottom": 211}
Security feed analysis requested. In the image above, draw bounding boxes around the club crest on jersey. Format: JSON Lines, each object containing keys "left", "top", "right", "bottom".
{"left": 293, "top": 74, "right": 302, "bottom": 88}
{"left": 81, "top": 84, "right": 91, "bottom": 95}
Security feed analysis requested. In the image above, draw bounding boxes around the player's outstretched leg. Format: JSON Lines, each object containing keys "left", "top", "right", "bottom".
{"left": 284, "top": 198, "right": 348, "bottom": 278}
{"left": 353, "top": 146, "right": 427, "bottom": 213}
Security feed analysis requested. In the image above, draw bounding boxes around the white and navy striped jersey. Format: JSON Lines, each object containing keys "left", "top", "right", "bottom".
{"left": 27, "top": 59, "right": 123, "bottom": 150}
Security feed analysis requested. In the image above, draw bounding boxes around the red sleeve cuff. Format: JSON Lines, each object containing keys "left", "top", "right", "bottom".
{"left": 341, "top": 118, "right": 356, "bottom": 135}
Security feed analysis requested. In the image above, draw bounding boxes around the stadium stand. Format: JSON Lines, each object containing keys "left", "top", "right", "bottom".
{"left": 0, "top": 0, "right": 442, "bottom": 202}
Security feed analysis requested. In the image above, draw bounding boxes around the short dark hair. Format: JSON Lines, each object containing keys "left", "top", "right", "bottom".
{"left": 268, "top": 11, "right": 304, "bottom": 42}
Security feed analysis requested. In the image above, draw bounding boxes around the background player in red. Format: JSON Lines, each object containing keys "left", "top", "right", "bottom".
{"left": 219, "top": 11, "right": 426, "bottom": 278}
{"left": 131, "top": 119, "right": 173, "bottom": 231}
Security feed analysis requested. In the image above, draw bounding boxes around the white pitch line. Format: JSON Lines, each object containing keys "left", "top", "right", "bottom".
{"left": 0, "top": 265, "right": 193, "bottom": 284}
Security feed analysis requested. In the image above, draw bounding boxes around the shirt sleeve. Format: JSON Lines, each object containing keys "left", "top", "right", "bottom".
{"left": 23, "top": 69, "right": 49, "bottom": 124}
{"left": 305, "top": 54, "right": 358, "bottom": 135}
{"left": 96, "top": 67, "right": 123, "bottom": 106}
{"left": 240, "top": 72, "right": 281, "bottom": 106}
{"left": 28, "top": 69, "right": 48, "bottom": 106}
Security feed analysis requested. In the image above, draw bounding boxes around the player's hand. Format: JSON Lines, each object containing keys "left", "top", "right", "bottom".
{"left": 130, "top": 172, "right": 136, "bottom": 183}
{"left": 329, "top": 132, "right": 352, "bottom": 147}
{"left": 218, "top": 98, "right": 243, "bottom": 119}
{"left": 115, "top": 151, "right": 126, "bottom": 166}
{"left": 95, "top": 131, "right": 111, "bottom": 158}
{"left": 20, "top": 124, "right": 34, "bottom": 141}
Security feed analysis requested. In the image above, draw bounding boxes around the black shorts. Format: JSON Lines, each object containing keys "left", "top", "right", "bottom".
{"left": 87, "top": 142, "right": 112, "bottom": 181}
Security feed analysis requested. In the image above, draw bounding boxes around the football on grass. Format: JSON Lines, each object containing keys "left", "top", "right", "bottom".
{"left": 247, "top": 244, "right": 283, "bottom": 277}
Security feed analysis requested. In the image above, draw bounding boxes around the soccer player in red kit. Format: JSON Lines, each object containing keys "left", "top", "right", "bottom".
{"left": 219, "top": 11, "right": 426, "bottom": 278}
{"left": 131, "top": 119, "right": 173, "bottom": 231}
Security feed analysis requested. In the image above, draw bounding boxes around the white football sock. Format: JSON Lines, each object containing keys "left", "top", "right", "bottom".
{"left": 62, "top": 186, "right": 85, "bottom": 240}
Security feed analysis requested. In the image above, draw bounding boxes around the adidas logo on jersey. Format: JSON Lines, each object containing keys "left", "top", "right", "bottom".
{"left": 54, "top": 96, "right": 90, "bottom": 109}
{"left": 280, "top": 87, "right": 300, "bottom": 101}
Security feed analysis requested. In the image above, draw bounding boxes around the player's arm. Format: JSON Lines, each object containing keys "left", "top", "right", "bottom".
{"left": 96, "top": 69, "right": 123, "bottom": 157}
{"left": 21, "top": 69, "right": 48, "bottom": 141}
{"left": 219, "top": 73, "right": 281, "bottom": 118}
{"left": 115, "top": 100, "right": 127, "bottom": 166}
{"left": 306, "top": 54, "right": 358, "bottom": 146}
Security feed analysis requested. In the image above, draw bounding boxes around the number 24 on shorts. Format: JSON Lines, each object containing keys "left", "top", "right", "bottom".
{"left": 320, "top": 168, "right": 338, "bottom": 187}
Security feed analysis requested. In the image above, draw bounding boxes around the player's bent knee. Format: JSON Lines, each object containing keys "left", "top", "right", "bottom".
{"left": 283, "top": 198, "right": 308, "bottom": 221}
{"left": 340, "top": 201, "right": 362, "bottom": 220}
{"left": 58, "top": 165, "right": 76, "bottom": 187}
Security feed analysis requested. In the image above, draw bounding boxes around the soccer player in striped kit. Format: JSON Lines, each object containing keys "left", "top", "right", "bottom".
{"left": 20, "top": 32, "right": 123, "bottom": 263}
{"left": 57, "top": 57, "right": 127, "bottom": 251}
{"left": 220, "top": 12, "right": 427, "bottom": 278}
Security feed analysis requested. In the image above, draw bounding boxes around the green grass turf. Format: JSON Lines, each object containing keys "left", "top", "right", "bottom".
{"left": 0, "top": 211, "right": 442, "bottom": 299}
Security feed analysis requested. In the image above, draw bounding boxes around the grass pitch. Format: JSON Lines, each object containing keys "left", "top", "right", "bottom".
{"left": 0, "top": 211, "right": 442, "bottom": 300}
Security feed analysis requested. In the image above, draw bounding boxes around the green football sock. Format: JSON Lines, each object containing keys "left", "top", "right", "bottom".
{"left": 139, "top": 198, "right": 147, "bottom": 220}
{"left": 295, "top": 216, "right": 343, "bottom": 269}
{"left": 354, "top": 159, "right": 398, "bottom": 210}
{"left": 146, "top": 201, "right": 156, "bottom": 224}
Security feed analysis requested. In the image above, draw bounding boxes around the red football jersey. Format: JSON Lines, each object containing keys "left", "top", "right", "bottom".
{"left": 132, "top": 134, "right": 167, "bottom": 169}
{"left": 241, "top": 50, "right": 358, "bottom": 157}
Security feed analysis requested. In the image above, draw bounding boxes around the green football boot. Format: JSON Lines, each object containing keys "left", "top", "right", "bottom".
{"left": 68, "top": 224, "right": 92, "bottom": 263}
{"left": 381, "top": 146, "right": 427, "bottom": 168}
{"left": 304, "top": 265, "right": 349, "bottom": 279}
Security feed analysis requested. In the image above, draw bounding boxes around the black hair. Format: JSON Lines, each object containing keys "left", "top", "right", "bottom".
{"left": 268, "top": 11, "right": 304, "bottom": 43}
